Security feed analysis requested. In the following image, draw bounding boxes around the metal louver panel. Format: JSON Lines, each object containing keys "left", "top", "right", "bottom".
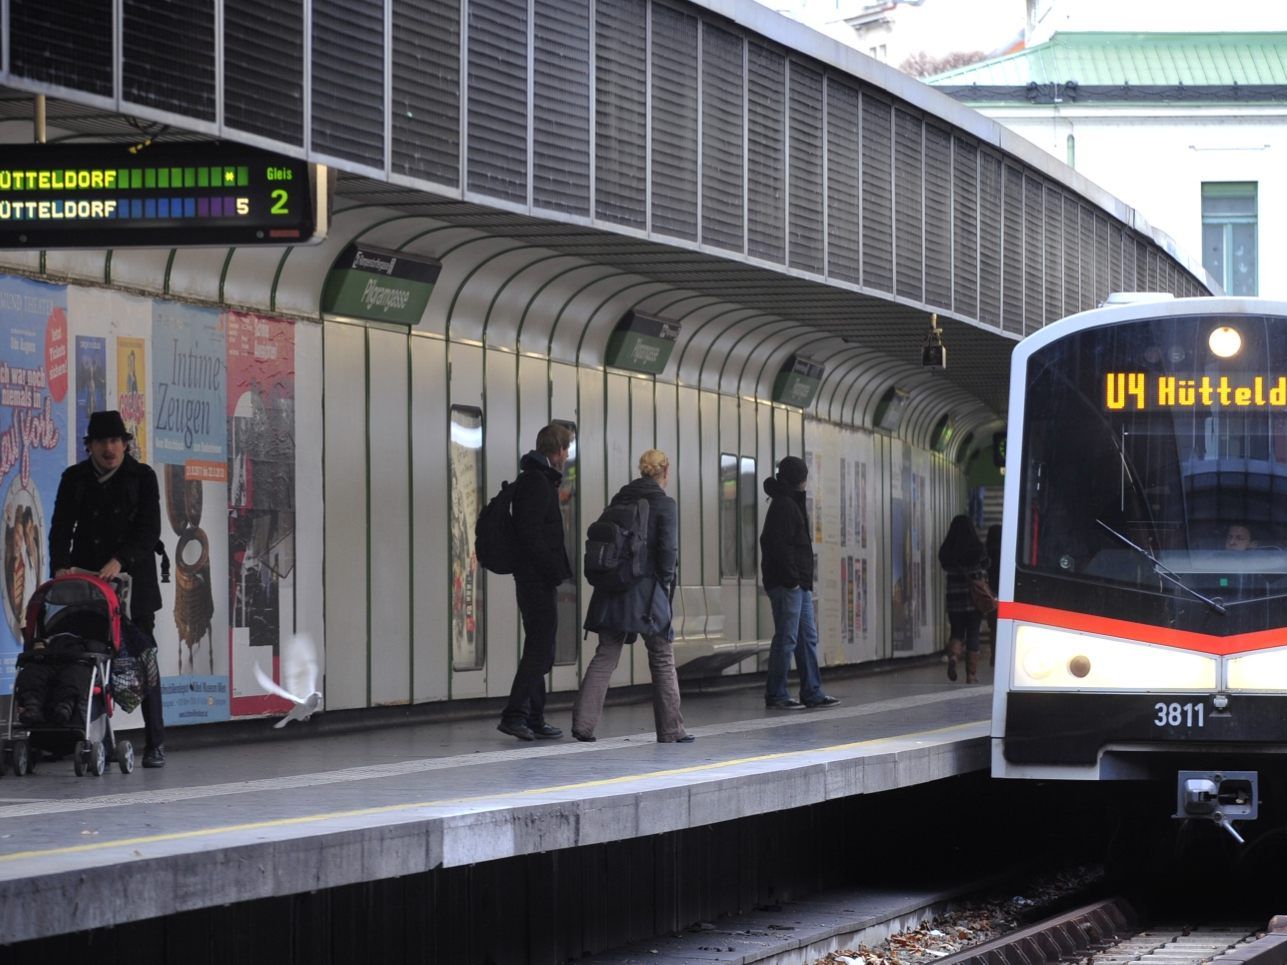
{"left": 826, "top": 79, "right": 860, "bottom": 284}
{"left": 10, "top": 0, "right": 112, "bottom": 96}
{"left": 893, "top": 109, "right": 923, "bottom": 301}
{"left": 534, "top": 0, "right": 590, "bottom": 213}
{"left": 1146, "top": 249, "right": 1158, "bottom": 290}
{"left": 1063, "top": 204, "right": 1080, "bottom": 311}
{"left": 1136, "top": 240, "right": 1149, "bottom": 290}
{"left": 1123, "top": 235, "right": 1137, "bottom": 291}
{"left": 1095, "top": 216, "right": 1111, "bottom": 305}
{"left": 226, "top": 0, "right": 303, "bottom": 146}
{"left": 952, "top": 138, "right": 978, "bottom": 318}
{"left": 748, "top": 42, "right": 785, "bottom": 262}
{"left": 1043, "top": 187, "right": 1064, "bottom": 324}
{"left": 313, "top": 0, "right": 384, "bottom": 167}
{"left": 595, "top": 0, "right": 647, "bottom": 228}
{"left": 977, "top": 151, "right": 1002, "bottom": 327}
{"left": 860, "top": 95, "right": 892, "bottom": 293}
{"left": 1109, "top": 224, "right": 1123, "bottom": 294}
{"left": 651, "top": 5, "right": 699, "bottom": 240}
{"left": 122, "top": 0, "right": 215, "bottom": 120}
{"left": 1001, "top": 165, "right": 1023, "bottom": 333}
{"left": 467, "top": 0, "right": 527, "bottom": 201}
{"left": 923, "top": 125, "right": 951, "bottom": 308}
{"left": 788, "top": 61, "right": 824, "bottom": 273}
{"left": 701, "top": 24, "right": 744, "bottom": 253}
{"left": 1079, "top": 204, "right": 1094, "bottom": 312}
{"left": 1023, "top": 175, "right": 1043, "bottom": 332}
{"left": 393, "top": 0, "right": 461, "bottom": 186}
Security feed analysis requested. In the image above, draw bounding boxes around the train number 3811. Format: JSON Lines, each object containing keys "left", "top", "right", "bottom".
{"left": 1154, "top": 702, "right": 1205, "bottom": 728}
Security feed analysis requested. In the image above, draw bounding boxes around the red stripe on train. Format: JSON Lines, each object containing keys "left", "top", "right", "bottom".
{"left": 997, "top": 601, "right": 1287, "bottom": 656}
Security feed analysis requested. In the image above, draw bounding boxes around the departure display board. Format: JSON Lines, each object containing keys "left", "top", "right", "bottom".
{"left": 0, "top": 142, "right": 324, "bottom": 248}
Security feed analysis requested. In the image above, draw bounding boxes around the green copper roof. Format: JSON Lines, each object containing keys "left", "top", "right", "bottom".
{"left": 928, "top": 32, "right": 1287, "bottom": 87}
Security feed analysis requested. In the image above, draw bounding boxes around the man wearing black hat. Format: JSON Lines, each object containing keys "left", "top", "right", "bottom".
{"left": 759, "top": 455, "right": 840, "bottom": 711}
{"left": 49, "top": 410, "right": 166, "bottom": 766}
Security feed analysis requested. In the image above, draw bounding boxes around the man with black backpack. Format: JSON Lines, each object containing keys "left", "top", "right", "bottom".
{"left": 49, "top": 410, "right": 168, "bottom": 766}
{"left": 496, "top": 423, "right": 574, "bottom": 742}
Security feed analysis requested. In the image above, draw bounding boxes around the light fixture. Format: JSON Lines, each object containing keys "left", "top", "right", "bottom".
{"left": 1209, "top": 326, "right": 1242, "bottom": 358}
{"left": 921, "top": 314, "right": 946, "bottom": 370}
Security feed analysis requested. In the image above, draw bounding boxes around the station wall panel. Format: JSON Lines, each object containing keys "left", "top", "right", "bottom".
{"left": 410, "top": 336, "right": 451, "bottom": 702}
{"left": 483, "top": 346, "right": 520, "bottom": 699}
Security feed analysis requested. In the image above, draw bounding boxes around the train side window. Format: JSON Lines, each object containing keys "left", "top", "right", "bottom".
{"left": 720, "top": 454, "right": 738, "bottom": 579}
{"left": 739, "top": 457, "right": 758, "bottom": 579}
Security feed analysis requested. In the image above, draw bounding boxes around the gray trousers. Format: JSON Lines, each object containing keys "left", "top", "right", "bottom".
{"left": 572, "top": 631, "right": 686, "bottom": 742}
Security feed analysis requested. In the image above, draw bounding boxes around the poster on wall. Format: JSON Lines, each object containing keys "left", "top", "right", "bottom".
{"left": 448, "top": 406, "right": 484, "bottom": 670}
{"left": 890, "top": 444, "right": 913, "bottom": 652}
{"left": 0, "top": 278, "right": 68, "bottom": 693}
{"left": 74, "top": 336, "right": 106, "bottom": 446}
{"left": 116, "top": 337, "right": 147, "bottom": 462}
{"left": 152, "top": 302, "right": 230, "bottom": 723}
{"left": 226, "top": 311, "right": 296, "bottom": 717}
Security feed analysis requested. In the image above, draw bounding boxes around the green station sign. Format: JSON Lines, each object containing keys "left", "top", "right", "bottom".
{"left": 604, "top": 311, "right": 680, "bottom": 375}
{"left": 320, "top": 244, "right": 441, "bottom": 325}
{"left": 771, "top": 355, "right": 825, "bottom": 408}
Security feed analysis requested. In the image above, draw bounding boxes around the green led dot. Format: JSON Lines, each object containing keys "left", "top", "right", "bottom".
{"left": 237, "top": 166, "right": 249, "bottom": 187}
{"left": 197, "top": 167, "right": 209, "bottom": 188}
{"left": 184, "top": 168, "right": 196, "bottom": 188}
{"left": 158, "top": 168, "right": 170, "bottom": 188}
{"left": 144, "top": 168, "right": 156, "bottom": 188}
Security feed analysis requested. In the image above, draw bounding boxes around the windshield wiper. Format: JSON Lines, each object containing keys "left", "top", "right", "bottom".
{"left": 1096, "top": 519, "right": 1227, "bottom": 615}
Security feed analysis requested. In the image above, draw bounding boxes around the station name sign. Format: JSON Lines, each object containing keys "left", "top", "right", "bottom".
{"left": 1106, "top": 372, "right": 1287, "bottom": 410}
{"left": 0, "top": 142, "right": 324, "bottom": 248}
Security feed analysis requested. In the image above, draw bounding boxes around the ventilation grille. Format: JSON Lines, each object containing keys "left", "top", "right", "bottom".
{"left": 977, "top": 151, "right": 1002, "bottom": 327}
{"left": 595, "top": 0, "right": 647, "bottom": 227}
{"left": 651, "top": 5, "right": 699, "bottom": 240}
{"left": 1001, "top": 165, "right": 1023, "bottom": 334}
{"left": 860, "top": 95, "right": 892, "bottom": 293}
{"left": 1023, "top": 175, "right": 1043, "bottom": 332}
{"left": 747, "top": 43, "right": 785, "bottom": 262}
{"left": 1043, "top": 188, "right": 1064, "bottom": 324}
{"left": 825, "top": 79, "right": 861, "bottom": 284}
{"left": 392, "top": 0, "right": 461, "bottom": 185}
{"left": 10, "top": 0, "right": 112, "bottom": 95}
{"left": 122, "top": 0, "right": 215, "bottom": 120}
{"left": 534, "top": 0, "right": 590, "bottom": 213}
{"left": 1095, "top": 216, "right": 1111, "bottom": 305}
{"left": 467, "top": 0, "right": 527, "bottom": 200}
{"left": 788, "top": 61, "right": 824, "bottom": 273}
{"left": 952, "top": 138, "right": 978, "bottom": 318}
{"left": 923, "top": 125, "right": 952, "bottom": 308}
{"left": 893, "top": 109, "right": 923, "bottom": 301}
{"left": 1063, "top": 204, "right": 1080, "bottom": 312}
{"left": 1078, "top": 204, "right": 1094, "bottom": 313}
{"left": 312, "top": 0, "right": 384, "bottom": 167}
{"left": 1109, "top": 224, "right": 1123, "bottom": 294}
{"left": 226, "top": 0, "right": 304, "bottom": 146}
{"left": 702, "top": 24, "right": 745, "bottom": 253}
{"left": 1122, "top": 236, "right": 1138, "bottom": 292}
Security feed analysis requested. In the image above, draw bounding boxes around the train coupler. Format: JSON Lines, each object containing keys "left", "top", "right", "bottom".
{"left": 1175, "top": 770, "right": 1258, "bottom": 844}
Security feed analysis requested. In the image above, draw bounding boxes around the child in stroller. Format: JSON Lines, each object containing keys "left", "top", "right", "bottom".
{"left": 7, "top": 572, "right": 140, "bottom": 776}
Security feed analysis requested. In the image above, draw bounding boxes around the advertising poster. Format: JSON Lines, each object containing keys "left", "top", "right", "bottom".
{"left": 226, "top": 311, "right": 296, "bottom": 717}
{"left": 0, "top": 277, "right": 69, "bottom": 692}
{"left": 74, "top": 336, "right": 107, "bottom": 445}
{"left": 152, "top": 302, "right": 230, "bottom": 723}
{"left": 116, "top": 336, "right": 147, "bottom": 461}
{"left": 890, "top": 444, "right": 912, "bottom": 652}
{"left": 448, "top": 406, "right": 484, "bottom": 670}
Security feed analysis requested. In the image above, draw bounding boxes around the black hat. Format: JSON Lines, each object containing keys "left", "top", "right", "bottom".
{"left": 85, "top": 410, "right": 133, "bottom": 443}
{"left": 776, "top": 455, "right": 808, "bottom": 486}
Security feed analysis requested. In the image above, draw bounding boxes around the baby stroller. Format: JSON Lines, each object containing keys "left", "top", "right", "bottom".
{"left": 5, "top": 572, "right": 138, "bottom": 776}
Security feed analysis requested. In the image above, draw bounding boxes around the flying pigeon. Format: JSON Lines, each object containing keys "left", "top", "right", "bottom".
{"left": 253, "top": 633, "right": 323, "bottom": 728}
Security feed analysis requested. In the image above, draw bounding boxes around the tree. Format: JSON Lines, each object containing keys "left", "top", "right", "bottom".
{"left": 899, "top": 50, "right": 987, "bottom": 78}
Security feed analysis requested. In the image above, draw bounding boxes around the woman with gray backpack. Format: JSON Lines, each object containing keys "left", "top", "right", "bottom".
{"left": 571, "top": 449, "right": 693, "bottom": 744}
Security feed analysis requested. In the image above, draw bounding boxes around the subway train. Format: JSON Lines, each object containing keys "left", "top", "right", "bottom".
{"left": 992, "top": 295, "right": 1287, "bottom": 843}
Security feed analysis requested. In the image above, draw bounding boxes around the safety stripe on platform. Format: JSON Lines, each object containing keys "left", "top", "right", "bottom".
{"left": 0, "top": 686, "right": 990, "bottom": 820}
{"left": 0, "top": 717, "right": 988, "bottom": 864}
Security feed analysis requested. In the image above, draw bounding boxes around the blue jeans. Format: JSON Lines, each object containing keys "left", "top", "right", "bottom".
{"left": 766, "top": 586, "right": 824, "bottom": 703}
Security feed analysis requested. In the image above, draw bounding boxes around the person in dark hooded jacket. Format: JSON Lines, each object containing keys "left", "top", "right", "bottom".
{"left": 497, "top": 423, "right": 575, "bottom": 742}
{"left": 760, "top": 456, "right": 839, "bottom": 710}
{"left": 572, "top": 449, "right": 692, "bottom": 743}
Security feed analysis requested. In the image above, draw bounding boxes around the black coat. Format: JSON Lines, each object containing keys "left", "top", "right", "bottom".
{"left": 49, "top": 454, "right": 162, "bottom": 620}
{"left": 759, "top": 477, "right": 814, "bottom": 592}
{"left": 583, "top": 476, "right": 677, "bottom": 641}
{"left": 510, "top": 451, "right": 573, "bottom": 586}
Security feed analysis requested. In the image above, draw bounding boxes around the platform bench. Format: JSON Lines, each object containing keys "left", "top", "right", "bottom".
{"left": 671, "top": 585, "right": 771, "bottom": 679}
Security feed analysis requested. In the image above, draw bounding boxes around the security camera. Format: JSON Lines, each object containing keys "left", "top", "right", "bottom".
{"left": 922, "top": 315, "right": 946, "bottom": 370}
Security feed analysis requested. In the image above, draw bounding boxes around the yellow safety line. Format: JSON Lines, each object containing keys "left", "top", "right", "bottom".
{"left": 0, "top": 720, "right": 986, "bottom": 864}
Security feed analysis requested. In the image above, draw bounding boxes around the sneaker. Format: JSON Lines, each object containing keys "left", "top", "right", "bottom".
{"left": 572, "top": 730, "right": 596, "bottom": 743}
{"left": 529, "top": 722, "right": 563, "bottom": 739}
{"left": 804, "top": 695, "right": 842, "bottom": 708}
{"left": 765, "top": 698, "right": 806, "bottom": 710}
{"left": 142, "top": 745, "right": 166, "bottom": 768}
{"left": 497, "top": 720, "right": 535, "bottom": 741}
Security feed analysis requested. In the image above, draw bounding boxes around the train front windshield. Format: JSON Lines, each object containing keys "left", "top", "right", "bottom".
{"left": 1018, "top": 312, "right": 1287, "bottom": 636}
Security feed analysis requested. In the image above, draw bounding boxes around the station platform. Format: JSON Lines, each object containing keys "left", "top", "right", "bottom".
{"left": 0, "top": 661, "right": 992, "bottom": 945}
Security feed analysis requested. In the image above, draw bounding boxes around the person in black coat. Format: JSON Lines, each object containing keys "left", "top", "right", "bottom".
{"left": 760, "top": 456, "right": 839, "bottom": 710}
{"left": 49, "top": 410, "right": 166, "bottom": 766}
{"left": 938, "top": 514, "right": 988, "bottom": 684}
{"left": 497, "top": 423, "right": 575, "bottom": 742}
{"left": 572, "top": 449, "right": 691, "bottom": 743}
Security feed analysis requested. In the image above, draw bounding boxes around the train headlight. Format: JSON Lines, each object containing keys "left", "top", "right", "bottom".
{"left": 1012, "top": 623, "right": 1217, "bottom": 690}
{"left": 1226, "top": 649, "right": 1287, "bottom": 691}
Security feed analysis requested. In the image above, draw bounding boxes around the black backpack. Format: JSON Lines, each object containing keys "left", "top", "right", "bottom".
{"left": 475, "top": 479, "right": 519, "bottom": 575}
{"left": 584, "top": 496, "right": 651, "bottom": 592}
